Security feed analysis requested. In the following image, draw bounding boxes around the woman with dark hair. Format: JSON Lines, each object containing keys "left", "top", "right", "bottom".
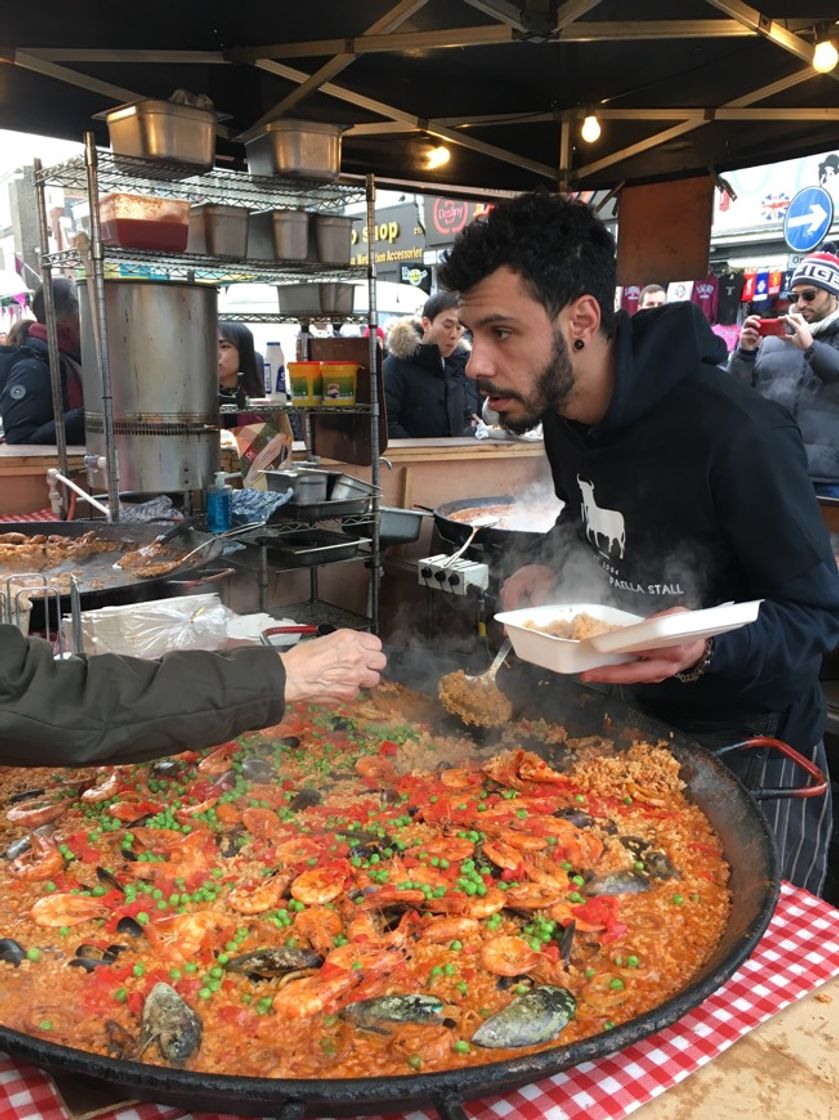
{"left": 218, "top": 320, "right": 268, "bottom": 427}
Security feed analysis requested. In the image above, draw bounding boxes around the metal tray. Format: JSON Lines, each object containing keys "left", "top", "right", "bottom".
{"left": 255, "top": 528, "right": 361, "bottom": 567}
{"left": 269, "top": 496, "right": 369, "bottom": 522}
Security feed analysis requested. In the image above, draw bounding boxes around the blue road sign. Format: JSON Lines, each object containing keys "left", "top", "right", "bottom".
{"left": 783, "top": 186, "right": 834, "bottom": 252}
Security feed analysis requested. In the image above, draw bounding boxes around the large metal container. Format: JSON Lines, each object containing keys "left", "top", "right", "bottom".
{"left": 248, "top": 210, "right": 310, "bottom": 260}
{"left": 187, "top": 204, "right": 249, "bottom": 257}
{"left": 314, "top": 214, "right": 354, "bottom": 264}
{"left": 277, "top": 281, "right": 356, "bottom": 316}
{"left": 79, "top": 279, "right": 219, "bottom": 493}
{"left": 105, "top": 99, "right": 216, "bottom": 169}
{"left": 244, "top": 120, "right": 344, "bottom": 179}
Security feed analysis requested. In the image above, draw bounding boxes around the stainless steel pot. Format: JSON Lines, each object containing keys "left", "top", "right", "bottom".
{"left": 244, "top": 120, "right": 345, "bottom": 180}
{"left": 248, "top": 211, "right": 310, "bottom": 261}
{"left": 187, "top": 204, "right": 249, "bottom": 257}
{"left": 79, "top": 279, "right": 219, "bottom": 493}
{"left": 314, "top": 214, "right": 354, "bottom": 265}
{"left": 105, "top": 99, "right": 216, "bottom": 169}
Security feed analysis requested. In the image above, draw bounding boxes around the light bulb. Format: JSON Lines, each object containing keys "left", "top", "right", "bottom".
{"left": 813, "top": 39, "right": 839, "bottom": 73}
{"left": 423, "top": 144, "right": 451, "bottom": 170}
{"left": 580, "top": 114, "right": 601, "bottom": 143}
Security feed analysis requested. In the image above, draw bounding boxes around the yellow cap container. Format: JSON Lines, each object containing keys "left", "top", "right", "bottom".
{"left": 320, "top": 361, "right": 359, "bottom": 407}
{"left": 287, "top": 361, "right": 323, "bottom": 406}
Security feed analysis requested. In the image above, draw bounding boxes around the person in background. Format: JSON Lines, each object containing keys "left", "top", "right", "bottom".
{"left": 5, "top": 318, "right": 35, "bottom": 348}
{"left": 384, "top": 291, "right": 479, "bottom": 438}
{"left": 638, "top": 283, "right": 667, "bottom": 309}
{"left": 728, "top": 252, "right": 839, "bottom": 496}
{"left": 0, "top": 279, "right": 84, "bottom": 445}
{"left": 0, "top": 624, "right": 386, "bottom": 766}
{"left": 440, "top": 190, "right": 839, "bottom": 894}
{"left": 218, "top": 321, "right": 287, "bottom": 438}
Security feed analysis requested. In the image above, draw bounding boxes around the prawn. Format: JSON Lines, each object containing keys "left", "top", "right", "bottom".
{"left": 421, "top": 835, "right": 475, "bottom": 862}
{"left": 227, "top": 872, "right": 288, "bottom": 915}
{"left": 175, "top": 795, "right": 220, "bottom": 823}
{"left": 242, "top": 807, "right": 281, "bottom": 841}
{"left": 80, "top": 770, "right": 122, "bottom": 802}
{"left": 158, "top": 909, "right": 235, "bottom": 961}
{"left": 502, "top": 882, "right": 568, "bottom": 909}
{"left": 419, "top": 916, "right": 480, "bottom": 945}
{"left": 31, "top": 893, "right": 107, "bottom": 927}
{"left": 354, "top": 755, "right": 398, "bottom": 787}
{"left": 7, "top": 798, "right": 70, "bottom": 827}
{"left": 438, "top": 767, "right": 483, "bottom": 790}
{"left": 196, "top": 741, "right": 239, "bottom": 774}
{"left": 9, "top": 834, "right": 63, "bottom": 882}
{"left": 269, "top": 971, "right": 359, "bottom": 1019}
{"left": 275, "top": 836, "right": 324, "bottom": 865}
{"left": 480, "top": 935, "right": 541, "bottom": 977}
{"left": 290, "top": 862, "right": 350, "bottom": 905}
{"left": 293, "top": 905, "right": 343, "bottom": 954}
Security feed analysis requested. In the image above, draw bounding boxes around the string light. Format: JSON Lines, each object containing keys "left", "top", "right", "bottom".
{"left": 580, "top": 114, "right": 602, "bottom": 143}
{"left": 813, "top": 38, "right": 838, "bottom": 73}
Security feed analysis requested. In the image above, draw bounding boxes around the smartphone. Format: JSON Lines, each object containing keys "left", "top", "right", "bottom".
{"left": 757, "top": 318, "right": 787, "bottom": 337}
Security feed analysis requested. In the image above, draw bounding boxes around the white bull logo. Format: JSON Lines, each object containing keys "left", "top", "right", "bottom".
{"left": 577, "top": 476, "right": 626, "bottom": 559}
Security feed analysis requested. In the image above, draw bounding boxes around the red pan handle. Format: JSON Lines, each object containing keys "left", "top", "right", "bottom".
{"left": 163, "top": 567, "right": 235, "bottom": 588}
{"left": 715, "top": 736, "right": 828, "bottom": 800}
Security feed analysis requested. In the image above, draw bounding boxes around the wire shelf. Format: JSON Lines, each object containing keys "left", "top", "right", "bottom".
{"left": 36, "top": 151, "right": 366, "bottom": 211}
{"left": 42, "top": 246, "right": 364, "bottom": 285}
{"left": 220, "top": 403, "right": 372, "bottom": 414}
{"left": 222, "top": 312, "right": 369, "bottom": 325}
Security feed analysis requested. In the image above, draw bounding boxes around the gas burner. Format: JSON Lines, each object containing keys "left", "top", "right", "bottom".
{"left": 417, "top": 554, "right": 489, "bottom": 597}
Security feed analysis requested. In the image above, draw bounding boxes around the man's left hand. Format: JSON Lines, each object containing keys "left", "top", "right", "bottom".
{"left": 781, "top": 312, "right": 814, "bottom": 352}
{"left": 579, "top": 606, "right": 707, "bottom": 685}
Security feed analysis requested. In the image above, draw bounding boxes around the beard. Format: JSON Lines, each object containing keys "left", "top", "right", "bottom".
{"left": 478, "top": 328, "right": 576, "bottom": 434}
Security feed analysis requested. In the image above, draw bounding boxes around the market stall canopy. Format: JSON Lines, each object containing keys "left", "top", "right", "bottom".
{"left": 0, "top": 269, "right": 31, "bottom": 299}
{"left": 2, "top": 1, "right": 839, "bottom": 191}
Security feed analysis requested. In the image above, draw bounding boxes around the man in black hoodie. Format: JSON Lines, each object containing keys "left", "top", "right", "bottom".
{"left": 439, "top": 191, "right": 839, "bottom": 894}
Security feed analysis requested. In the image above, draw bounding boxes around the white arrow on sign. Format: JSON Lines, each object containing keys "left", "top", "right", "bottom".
{"left": 787, "top": 203, "right": 829, "bottom": 234}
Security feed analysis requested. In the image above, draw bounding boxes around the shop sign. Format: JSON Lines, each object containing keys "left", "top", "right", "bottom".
{"left": 350, "top": 202, "right": 425, "bottom": 268}
{"left": 713, "top": 147, "right": 839, "bottom": 237}
{"left": 423, "top": 197, "right": 495, "bottom": 246}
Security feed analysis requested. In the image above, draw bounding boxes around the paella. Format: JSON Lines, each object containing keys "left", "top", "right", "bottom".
{"left": 0, "top": 685, "right": 730, "bottom": 1079}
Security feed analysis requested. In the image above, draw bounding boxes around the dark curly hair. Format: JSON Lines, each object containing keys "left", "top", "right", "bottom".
{"left": 438, "top": 191, "right": 617, "bottom": 338}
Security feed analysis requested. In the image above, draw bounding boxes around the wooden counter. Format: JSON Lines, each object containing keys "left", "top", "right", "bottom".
{"left": 0, "top": 444, "right": 88, "bottom": 516}
{"left": 635, "top": 973, "right": 838, "bottom": 1120}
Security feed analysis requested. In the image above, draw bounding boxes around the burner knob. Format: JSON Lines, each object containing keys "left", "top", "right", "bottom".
{"left": 448, "top": 573, "right": 460, "bottom": 587}
{"left": 434, "top": 570, "right": 447, "bottom": 583}
{"left": 420, "top": 566, "right": 432, "bottom": 578}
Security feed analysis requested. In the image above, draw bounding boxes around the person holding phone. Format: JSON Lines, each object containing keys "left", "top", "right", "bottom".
{"left": 729, "top": 252, "right": 839, "bottom": 494}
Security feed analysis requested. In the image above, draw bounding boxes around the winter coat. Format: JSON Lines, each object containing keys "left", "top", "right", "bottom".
{"left": 728, "top": 318, "right": 839, "bottom": 484}
{"left": 533, "top": 301, "right": 839, "bottom": 754}
{"left": 0, "top": 625, "right": 286, "bottom": 766}
{"left": 0, "top": 335, "right": 85, "bottom": 444}
{"left": 383, "top": 317, "right": 478, "bottom": 438}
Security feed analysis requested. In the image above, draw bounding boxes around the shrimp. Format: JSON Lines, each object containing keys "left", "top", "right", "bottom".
{"left": 80, "top": 769, "right": 121, "bottom": 802}
{"left": 421, "top": 835, "right": 475, "bottom": 862}
{"left": 521, "top": 855, "right": 570, "bottom": 891}
{"left": 196, "top": 741, "right": 239, "bottom": 774}
{"left": 158, "top": 909, "right": 235, "bottom": 961}
{"left": 269, "top": 971, "right": 359, "bottom": 1019}
{"left": 31, "top": 893, "right": 107, "bottom": 927}
{"left": 242, "top": 807, "right": 281, "bottom": 841}
{"left": 358, "top": 887, "right": 426, "bottom": 909}
{"left": 324, "top": 944, "right": 404, "bottom": 973}
{"left": 419, "top": 916, "right": 480, "bottom": 945}
{"left": 389, "top": 1025, "right": 454, "bottom": 1065}
{"left": 503, "top": 882, "right": 567, "bottom": 910}
{"left": 9, "top": 834, "right": 63, "bottom": 882}
{"left": 518, "top": 754, "right": 571, "bottom": 786}
{"left": 7, "top": 798, "right": 70, "bottom": 827}
{"left": 424, "top": 887, "right": 506, "bottom": 919}
{"left": 275, "top": 836, "right": 323, "bottom": 865}
{"left": 481, "top": 839, "right": 525, "bottom": 871}
{"left": 108, "top": 792, "right": 163, "bottom": 822}
{"left": 480, "top": 935, "right": 541, "bottom": 977}
{"left": 175, "top": 795, "right": 220, "bottom": 823}
{"left": 354, "top": 755, "right": 397, "bottom": 787}
{"left": 292, "top": 905, "right": 343, "bottom": 954}
{"left": 490, "top": 827, "right": 548, "bottom": 853}
{"left": 438, "top": 767, "right": 483, "bottom": 790}
{"left": 347, "top": 909, "right": 420, "bottom": 948}
{"left": 290, "top": 863, "right": 350, "bottom": 905}
{"left": 227, "top": 872, "right": 288, "bottom": 914}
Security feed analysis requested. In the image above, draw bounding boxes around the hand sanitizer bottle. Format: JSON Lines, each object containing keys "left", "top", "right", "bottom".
{"left": 206, "top": 471, "right": 233, "bottom": 534}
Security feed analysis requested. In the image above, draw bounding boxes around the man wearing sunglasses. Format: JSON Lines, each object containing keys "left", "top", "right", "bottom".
{"left": 730, "top": 251, "right": 839, "bottom": 495}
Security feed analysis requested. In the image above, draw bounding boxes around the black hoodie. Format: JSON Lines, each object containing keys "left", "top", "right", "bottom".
{"left": 536, "top": 302, "right": 839, "bottom": 749}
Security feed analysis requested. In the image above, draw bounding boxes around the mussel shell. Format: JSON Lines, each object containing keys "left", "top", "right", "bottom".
{"left": 585, "top": 870, "right": 650, "bottom": 896}
{"left": 242, "top": 756, "right": 275, "bottom": 782}
{"left": 3, "top": 835, "right": 32, "bottom": 861}
{"left": 619, "top": 835, "right": 650, "bottom": 857}
{"left": 339, "top": 994, "right": 444, "bottom": 1026}
{"left": 151, "top": 759, "right": 181, "bottom": 778}
{"left": 276, "top": 735, "right": 301, "bottom": 749}
{"left": 223, "top": 946, "right": 323, "bottom": 978}
{"left": 556, "top": 919, "right": 576, "bottom": 966}
{"left": 116, "top": 915, "right": 145, "bottom": 938}
{"left": 105, "top": 1018, "right": 137, "bottom": 1059}
{"left": 643, "top": 850, "right": 680, "bottom": 880}
{"left": 472, "top": 985, "right": 576, "bottom": 1048}
{"left": 96, "top": 866, "right": 123, "bottom": 892}
{"left": 140, "top": 982, "right": 202, "bottom": 1064}
{"left": 289, "top": 787, "right": 321, "bottom": 811}
{"left": 217, "top": 830, "right": 245, "bottom": 858}
{"left": 7, "top": 787, "right": 47, "bottom": 804}
{"left": 68, "top": 956, "right": 113, "bottom": 972}
{"left": 553, "top": 807, "right": 595, "bottom": 829}
{"left": 0, "top": 938, "right": 26, "bottom": 966}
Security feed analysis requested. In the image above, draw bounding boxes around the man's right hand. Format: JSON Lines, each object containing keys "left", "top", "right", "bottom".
{"left": 737, "top": 315, "right": 762, "bottom": 353}
{"left": 280, "top": 629, "right": 386, "bottom": 706}
{"left": 500, "top": 564, "right": 558, "bottom": 611}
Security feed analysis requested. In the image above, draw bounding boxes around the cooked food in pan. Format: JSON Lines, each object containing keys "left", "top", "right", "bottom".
{"left": 447, "top": 502, "right": 559, "bottom": 532}
{"left": 0, "top": 531, "right": 117, "bottom": 571}
{"left": 437, "top": 670, "right": 513, "bottom": 727}
{"left": 524, "top": 612, "right": 626, "bottom": 640}
{"left": 0, "top": 685, "right": 730, "bottom": 1078}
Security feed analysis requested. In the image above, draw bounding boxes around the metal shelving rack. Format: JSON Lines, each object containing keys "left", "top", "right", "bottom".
{"left": 34, "top": 137, "right": 383, "bottom": 631}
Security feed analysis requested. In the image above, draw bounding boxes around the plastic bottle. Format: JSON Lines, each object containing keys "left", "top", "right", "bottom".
{"left": 265, "top": 340, "right": 287, "bottom": 403}
{"left": 263, "top": 360, "right": 273, "bottom": 397}
{"left": 206, "top": 471, "right": 233, "bottom": 534}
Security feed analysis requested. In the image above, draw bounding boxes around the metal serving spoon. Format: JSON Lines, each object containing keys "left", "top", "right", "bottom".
{"left": 440, "top": 515, "right": 499, "bottom": 568}
{"left": 438, "top": 639, "right": 513, "bottom": 727}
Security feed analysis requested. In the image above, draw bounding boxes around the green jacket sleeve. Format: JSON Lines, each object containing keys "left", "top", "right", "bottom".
{"left": 0, "top": 625, "right": 286, "bottom": 766}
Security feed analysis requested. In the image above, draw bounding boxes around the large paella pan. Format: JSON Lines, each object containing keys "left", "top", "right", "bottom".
{"left": 0, "top": 656, "right": 821, "bottom": 1119}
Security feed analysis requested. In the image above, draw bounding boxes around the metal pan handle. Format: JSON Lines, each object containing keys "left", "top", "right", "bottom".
{"left": 434, "top": 1092, "right": 469, "bottom": 1120}
{"left": 163, "top": 567, "right": 235, "bottom": 589}
{"left": 715, "top": 736, "right": 828, "bottom": 800}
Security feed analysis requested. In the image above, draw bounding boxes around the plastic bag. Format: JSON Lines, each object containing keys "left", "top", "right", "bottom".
{"left": 65, "top": 593, "right": 237, "bottom": 658}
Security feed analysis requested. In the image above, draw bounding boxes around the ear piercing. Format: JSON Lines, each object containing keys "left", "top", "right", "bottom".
{"left": 573, "top": 339, "right": 585, "bottom": 351}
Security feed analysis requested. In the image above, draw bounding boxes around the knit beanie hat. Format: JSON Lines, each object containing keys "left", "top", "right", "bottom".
{"left": 789, "top": 252, "right": 839, "bottom": 296}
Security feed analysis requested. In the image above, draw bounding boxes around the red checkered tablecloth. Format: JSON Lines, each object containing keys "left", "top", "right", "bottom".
{"left": 1, "top": 881, "right": 838, "bottom": 1120}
